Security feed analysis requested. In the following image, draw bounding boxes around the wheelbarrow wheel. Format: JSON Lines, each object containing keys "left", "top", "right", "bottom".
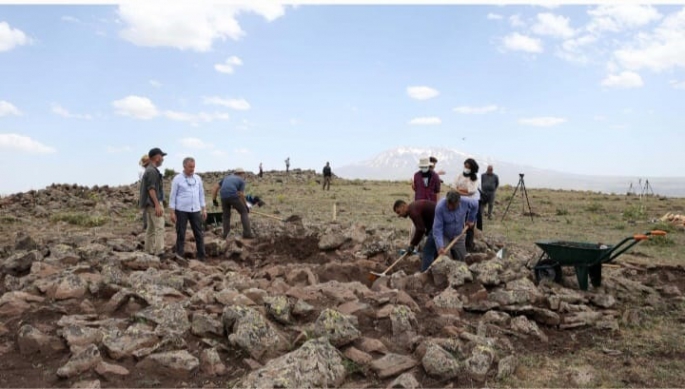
{"left": 534, "top": 259, "right": 563, "bottom": 284}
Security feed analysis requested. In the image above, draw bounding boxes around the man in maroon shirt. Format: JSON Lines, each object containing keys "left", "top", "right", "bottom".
{"left": 412, "top": 158, "right": 441, "bottom": 202}
{"left": 393, "top": 199, "right": 438, "bottom": 271}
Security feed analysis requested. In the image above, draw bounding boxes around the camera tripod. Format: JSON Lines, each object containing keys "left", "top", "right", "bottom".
{"left": 501, "top": 173, "right": 534, "bottom": 222}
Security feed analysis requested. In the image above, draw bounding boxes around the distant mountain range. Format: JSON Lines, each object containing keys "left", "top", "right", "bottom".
{"left": 336, "top": 147, "right": 685, "bottom": 197}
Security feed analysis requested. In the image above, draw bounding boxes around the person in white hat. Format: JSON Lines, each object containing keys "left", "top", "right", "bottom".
{"left": 211, "top": 168, "right": 254, "bottom": 239}
{"left": 411, "top": 157, "right": 441, "bottom": 202}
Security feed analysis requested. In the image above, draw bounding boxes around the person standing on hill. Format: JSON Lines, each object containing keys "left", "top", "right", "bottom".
{"left": 169, "top": 157, "right": 207, "bottom": 261}
{"left": 258, "top": 162, "right": 263, "bottom": 178}
{"left": 138, "top": 154, "right": 150, "bottom": 231}
{"left": 454, "top": 158, "right": 481, "bottom": 251}
{"left": 412, "top": 158, "right": 441, "bottom": 202}
{"left": 480, "top": 165, "right": 499, "bottom": 219}
{"left": 322, "top": 162, "right": 333, "bottom": 190}
{"left": 139, "top": 147, "right": 167, "bottom": 258}
{"left": 285, "top": 157, "right": 290, "bottom": 173}
{"left": 212, "top": 168, "right": 254, "bottom": 240}
{"left": 393, "top": 199, "right": 437, "bottom": 271}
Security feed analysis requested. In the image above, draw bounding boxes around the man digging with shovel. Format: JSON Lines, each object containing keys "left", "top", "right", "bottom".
{"left": 432, "top": 190, "right": 478, "bottom": 263}
{"left": 393, "top": 199, "right": 437, "bottom": 272}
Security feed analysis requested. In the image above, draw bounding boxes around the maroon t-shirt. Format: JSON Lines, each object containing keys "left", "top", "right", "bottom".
{"left": 413, "top": 170, "right": 441, "bottom": 202}
{"left": 408, "top": 200, "right": 437, "bottom": 246}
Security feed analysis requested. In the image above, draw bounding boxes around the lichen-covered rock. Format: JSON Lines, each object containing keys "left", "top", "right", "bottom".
{"left": 222, "top": 305, "right": 288, "bottom": 360}
{"left": 432, "top": 288, "right": 464, "bottom": 313}
{"left": 387, "top": 372, "right": 420, "bottom": 389}
{"left": 264, "top": 295, "right": 293, "bottom": 324}
{"left": 54, "top": 274, "right": 88, "bottom": 300}
{"left": 390, "top": 305, "right": 418, "bottom": 337}
{"left": 497, "top": 355, "right": 517, "bottom": 380}
{"left": 102, "top": 327, "right": 159, "bottom": 360}
{"left": 200, "top": 348, "right": 226, "bottom": 376}
{"left": 3, "top": 250, "right": 42, "bottom": 274}
{"left": 239, "top": 337, "right": 346, "bottom": 388}
{"left": 510, "top": 316, "right": 548, "bottom": 343}
{"left": 318, "top": 233, "right": 347, "bottom": 251}
{"left": 469, "top": 260, "right": 504, "bottom": 286}
{"left": 116, "top": 252, "right": 161, "bottom": 270}
{"left": 134, "top": 302, "right": 190, "bottom": 336}
{"left": 314, "top": 308, "right": 361, "bottom": 347}
{"left": 61, "top": 325, "right": 103, "bottom": 349}
{"left": 57, "top": 344, "right": 102, "bottom": 378}
{"left": 421, "top": 343, "right": 460, "bottom": 380}
{"left": 18, "top": 325, "right": 65, "bottom": 355}
{"left": 136, "top": 350, "right": 199, "bottom": 378}
{"left": 191, "top": 313, "right": 224, "bottom": 337}
{"left": 465, "top": 345, "right": 495, "bottom": 379}
{"left": 370, "top": 353, "right": 418, "bottom": 379}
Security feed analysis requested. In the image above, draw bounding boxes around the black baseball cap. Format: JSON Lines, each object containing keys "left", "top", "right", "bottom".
{"left": 148, "top": 147, "right": 167, "bottom": 158}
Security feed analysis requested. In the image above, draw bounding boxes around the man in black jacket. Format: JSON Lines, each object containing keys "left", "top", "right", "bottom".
{"left": 322, "top": 162, "right": 333, "bottom": 190}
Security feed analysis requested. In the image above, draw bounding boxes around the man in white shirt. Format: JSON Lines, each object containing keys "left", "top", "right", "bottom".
{"left": 169, "top": 157, "right": 207, "bottom": 261}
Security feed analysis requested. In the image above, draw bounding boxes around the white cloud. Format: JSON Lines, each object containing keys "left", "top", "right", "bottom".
{"left": 51, "top": 103, "right": 93, "bottom": 120}
{"left": 531, "top": 13, "right": 575, "bottom": 39}
{"left": 149, "top": 79, "right": 162, "bottom": 88}
{"left": 179, "top": 137, "right": 214, "bottom": 149}
{"left": 0, "top": 133, "right": 55, "bottom": 154}
{"left": 406, "top": 86, "right": 439, "bottom": 100}
{"left": 203, "top": 96, "right": 251, "bottom": 110}
{"left": 408, "top": 117, "right": 442, "bottom": 125}
{"left": 509, "top": 14, "right": 525, "bottom": 28}
{"left": 557, "top": 34, "right": 597, "bottom": 64}
{"left": 0, "top": 100, "right": 21, "bottom": 117}
{"left": 600, "top": 71, "right": 644, "bottom": 88}
{"left": 502, "top": 32, "right": 543, "bottom": 53}
{"left": 588, "top": 5, "right": 662, "bottom": 34}
{"left": 214, "top": 56, "right": 243, "bottom": 74}
{"left": 518, "top": 116, "right": 567, "bottom": 127}
{"left": 612, "top": 8, "right": 685, "bottom": 73}
{"left": 163, "top": 110, "right": 230, "bottom": 125}
{"left": 487, "top": 13, "right": 503, "bottom": 21}
{"left": 106, "top": 145, "right": 132, "bottom": 154}
{"left": 453, "top": 105, "right": 499, "bottom": 114}
{"left": 61, "top": 16, "right": 81, "bottom": 23}
{"left": 112, "top": 95, "right": 159, "bottom": 119}
{"left": 0, "top": 22, "right": 31, "bottom": 52}
{"left": 117, "top": 3, "right": 285, "bottom": 52}
{"left": 670, "top": 79, "right": 685, "bottom": 89}
{"left": 234, "top": 148, "right": 249, "bottom": 154}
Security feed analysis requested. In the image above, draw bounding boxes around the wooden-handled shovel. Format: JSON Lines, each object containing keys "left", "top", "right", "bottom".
{"left": 423, "top": 225, "right": 471, "bottom": 273}
{"left": 368, "top": 251, "right": 412, "bottom": 282}
{"left": 251, "top": 210, "right": 302, "bottom": 223}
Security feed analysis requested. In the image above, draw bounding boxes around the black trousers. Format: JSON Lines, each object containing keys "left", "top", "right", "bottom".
{"left": 466, "top": 202, "right": 483, "bottom": 251}
{"left": 221, "top": 197, "right": 253, "bottom": 239}
{"left": 175, "top": 210, "right": 206, "bottom": 260}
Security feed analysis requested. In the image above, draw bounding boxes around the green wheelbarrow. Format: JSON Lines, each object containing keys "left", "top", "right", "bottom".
{"left": 533, "top": 230, "right": 668, "bottom": 291}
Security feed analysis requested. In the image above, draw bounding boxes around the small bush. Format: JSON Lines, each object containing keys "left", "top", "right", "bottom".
{"left": 623, "top": 205, "right": 646, "bottom": 220}
{"left": 163, "top": 168, "right": 176, "bottom": 179}
{"left": 650, "top": 221, "right": 677, "bottom": 234}
{"left": 50, "top": 213, "right": 108, "bottom": 227}
{"left": 585, "top": 202, "right": 605, "bottom": 212}
{"left": 556, "top": 208, "right": 569, "bottom": 216}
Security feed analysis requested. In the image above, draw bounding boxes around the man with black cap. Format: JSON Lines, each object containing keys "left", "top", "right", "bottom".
{"left": 139, "top": 147, "right": 167, "bottom": 257}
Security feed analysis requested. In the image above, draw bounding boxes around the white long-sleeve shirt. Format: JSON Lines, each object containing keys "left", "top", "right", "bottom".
{"left": 454, "top": 174, "right": 480, "bottom": 201}
{"left": 169, "top": 173, "right": 206, "bottom": 213}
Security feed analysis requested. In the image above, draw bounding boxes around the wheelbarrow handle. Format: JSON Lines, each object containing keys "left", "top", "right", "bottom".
{"left": 606, "top": 230, "right": 668, "bottom": 262}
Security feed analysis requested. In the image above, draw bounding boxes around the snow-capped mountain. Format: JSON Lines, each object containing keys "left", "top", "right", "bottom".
{"left": 336, "top": 147, "right": 685, "bottom": 197}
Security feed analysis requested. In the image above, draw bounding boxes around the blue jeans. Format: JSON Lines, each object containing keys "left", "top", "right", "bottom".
{"left": 421, "top": 232, "right": 438, "bottom": 271}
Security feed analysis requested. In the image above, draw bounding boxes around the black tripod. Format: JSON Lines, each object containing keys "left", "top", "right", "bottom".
{"left": 501, "top": 173, "right": 534, "bottom": 222}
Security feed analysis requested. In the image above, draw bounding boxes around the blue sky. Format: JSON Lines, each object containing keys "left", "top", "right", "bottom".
{"left": 1, "top": 4, "right": 684, "bottom": 193}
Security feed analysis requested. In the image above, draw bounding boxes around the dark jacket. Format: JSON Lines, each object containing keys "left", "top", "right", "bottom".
{"left": 323, "top": 165, "right": 332, "bottom": 177}
{"left": 413, "top": 171, "right": 441, "bottom": 202}
{"left": 407, "top": 200, "right": 436, "bottom": 246}
{"left": 481, "top": 173, "right": 499, "bottom": 192}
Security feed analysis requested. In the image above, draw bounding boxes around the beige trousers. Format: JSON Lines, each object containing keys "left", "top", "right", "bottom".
{"left": 144, "top": 206, "right": 165, "bottom": 255}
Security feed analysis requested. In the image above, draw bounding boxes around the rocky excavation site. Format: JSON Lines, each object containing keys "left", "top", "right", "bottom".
{"left": 0, "top": 172, "right": 684, "bottom": 388}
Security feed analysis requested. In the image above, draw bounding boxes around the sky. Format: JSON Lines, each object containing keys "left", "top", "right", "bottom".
{"left": 1, "top": 3, "right": 684, "bottom": 194}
